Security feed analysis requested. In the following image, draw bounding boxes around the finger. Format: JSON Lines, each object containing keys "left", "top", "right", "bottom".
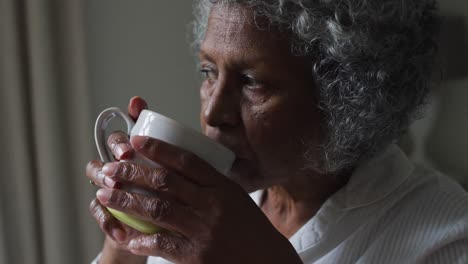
{"left": 89, "top": 198, "right": 129, "bottom": 243}
{"left": 130, "top": 136, "right": 220, "bottom": 186}
{"left": 128, "top": 233, "right": 189, "bottom": 262}
{"left": 96, "top": 188, "right": 203, "bottom": 236}
{"left": 128, "top": 96, "right": 148, "bottom": 121}
{"left": 107, "top": 131, "right": 133, "bottom": 160}
{"left": 101, "top": 161, "right": 203, "bottom": 206}
{"left": 86, "top": 160, "right": 119, "bottom": 189}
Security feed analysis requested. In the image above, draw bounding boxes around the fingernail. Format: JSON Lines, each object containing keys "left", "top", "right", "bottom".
{"left": 96, "top": 189, "right": 112, "bottom": 203}
{"left": 111, "top": 228, "right": 126, "bottom": 243}
{"left": 115, "top": 143, "right": 131, "bottom": 159}
{"left": 97, "top": 171, "right": 117, "bottom": 188}
{"left": 102, "top": 163, "right": 119, "bottom": 176}
{"left": 128, "top": 239, "right": 138, "bottom": 249}
{"left": 96, "top": 171, "right": 105, "bottom": 183}
{"left": 131, "top": 136, "right": 148, "bottom": 150}
{"left": 104, "top": 177, "right": 118, "bottom": 188}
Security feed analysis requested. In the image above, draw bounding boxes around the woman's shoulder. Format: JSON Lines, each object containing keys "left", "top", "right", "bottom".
{"left": 402, "top": 163, "right": 468, "bottom": 220}
{"left": 373, "top": 164, "right": 468, "bottom": 251}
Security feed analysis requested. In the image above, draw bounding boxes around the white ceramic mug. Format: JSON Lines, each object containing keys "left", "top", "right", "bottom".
{"left": 94, "top": 107, "right": 235, "bottom": 234}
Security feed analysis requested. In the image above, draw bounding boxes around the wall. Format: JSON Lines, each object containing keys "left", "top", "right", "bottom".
{"left": 85, "top": 1, "right": 201, "bottom": 131}
{"left": 407, "top": 0, "right": 468, "bottom": 188}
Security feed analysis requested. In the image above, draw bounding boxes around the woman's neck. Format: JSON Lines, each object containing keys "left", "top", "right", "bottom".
{"left": 260, "top": 172, "right": 349, "bottom": 238}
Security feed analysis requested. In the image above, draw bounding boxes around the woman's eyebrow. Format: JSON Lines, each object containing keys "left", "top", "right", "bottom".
{"left": 198, "top": 49, "right": 216, "bottom": 63}
{"left": 199, "top": 42, "right": 286, "bottom": 72}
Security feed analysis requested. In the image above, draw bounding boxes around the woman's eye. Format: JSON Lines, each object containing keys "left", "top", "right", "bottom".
{"left": 243, "top": 75, "right": 262, "bottom": 91}
{"left": 200, "top": 68, "right": 217, "bottom": 81}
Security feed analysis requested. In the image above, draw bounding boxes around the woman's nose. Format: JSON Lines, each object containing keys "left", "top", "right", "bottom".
{"left": 203, "top": 79, "right": 240, "bottom": 129}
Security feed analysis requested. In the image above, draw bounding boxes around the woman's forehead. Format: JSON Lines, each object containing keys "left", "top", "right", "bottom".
{"left": 204, "top": 5, "right": 287, "bottom": 51}
{"left": 210, "top": 4, "right": 248, "bottom": 24}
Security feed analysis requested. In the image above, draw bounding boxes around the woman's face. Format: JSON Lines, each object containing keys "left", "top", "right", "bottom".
{"left": 199, "top": 5, "right": 322, "bottom": 192}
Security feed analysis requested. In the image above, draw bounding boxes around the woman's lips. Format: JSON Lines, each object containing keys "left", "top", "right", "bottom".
{"left": 227, "top": 156, "right": 258, "bottom": 190}
{"left": 204, "top": 128, "right": 255, "bottom": 167}
{"left": 207, "top": 134, "right": 253, "bottom": 160}
{"left": 224, "top": 145, "right": 253, "bottom": 161}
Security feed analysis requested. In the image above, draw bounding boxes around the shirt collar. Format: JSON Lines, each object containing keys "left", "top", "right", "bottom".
{"left": 289, "top": 144, "right": 414, "bottom": 252}
{"left": 250, "top": 145, "right": 414, "bottom": 209}
{"left": 333, "top": 144, "right": 414, "bottom": 209}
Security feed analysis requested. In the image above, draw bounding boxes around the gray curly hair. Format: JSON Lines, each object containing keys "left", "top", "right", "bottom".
{"left": 191, "top": 0, "right": 439, "bottom": 173}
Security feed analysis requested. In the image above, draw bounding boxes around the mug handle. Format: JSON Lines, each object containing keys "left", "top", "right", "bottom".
{"left": 94, "top": 107, "right": 135, "bottom": 163}
{"left": 94, "top": 107, "right": 162, "bottom": 234}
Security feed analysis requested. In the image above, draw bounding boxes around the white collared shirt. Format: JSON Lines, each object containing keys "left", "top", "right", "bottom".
{"left": 93, "top": 145, "right": 468, "bottom": 263}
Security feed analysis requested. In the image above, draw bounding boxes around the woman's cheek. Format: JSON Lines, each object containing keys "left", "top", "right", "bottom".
{"left": 199, "top": 84, "right": 211, "bottom": 131}
{"left": 247, "top": 100, "right": 303, "bottom": 159}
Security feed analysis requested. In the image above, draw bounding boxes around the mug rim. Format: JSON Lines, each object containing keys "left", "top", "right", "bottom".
{"left": 132, "top": 109, "right": 235, "bottom": 167}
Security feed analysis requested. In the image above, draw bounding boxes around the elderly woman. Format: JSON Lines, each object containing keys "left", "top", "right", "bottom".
{"left": 87, "top": 0, "right": 468, "bottom": 263}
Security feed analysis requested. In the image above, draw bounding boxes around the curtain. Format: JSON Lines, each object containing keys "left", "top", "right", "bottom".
{"left": 0, "top": 0, "right": 103, "bottom": 263}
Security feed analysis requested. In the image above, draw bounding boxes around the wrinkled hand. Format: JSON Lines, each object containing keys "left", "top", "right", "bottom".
{"left": 88, "top": 117, "right": 302, "bottom": 263}
{"left": 86, "top": 96, "right": 148, "bottom": 262}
